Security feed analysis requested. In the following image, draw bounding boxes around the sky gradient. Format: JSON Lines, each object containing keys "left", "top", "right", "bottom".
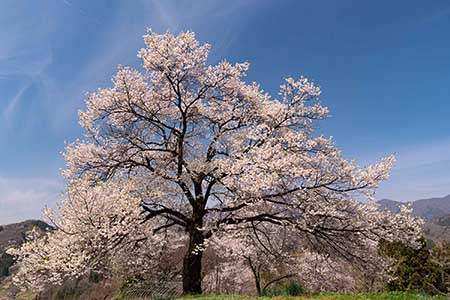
{"left": 1, "top": 0, "right": 450, "bottom": 224}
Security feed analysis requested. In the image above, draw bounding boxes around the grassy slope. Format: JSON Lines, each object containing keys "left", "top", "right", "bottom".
{"left": 177, "top": 292, "right": 449, "bottom": 300}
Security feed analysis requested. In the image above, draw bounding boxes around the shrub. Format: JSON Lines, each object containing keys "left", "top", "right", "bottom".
{"left": 0, "top": 253, "right": 14, "bottom": 277}
{"left": 88, "top": 271, "right": 102, "bottom": 283}
{"left": 261, "top": 281, "right": 304, "bottom": 296}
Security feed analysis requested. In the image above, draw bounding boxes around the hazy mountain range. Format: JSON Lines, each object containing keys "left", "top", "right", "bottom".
{"left": 377, "top": 194, "right": 450, "bottom": 222}
{"left": 377, "top": 194, "right": 450, "bottom": 242}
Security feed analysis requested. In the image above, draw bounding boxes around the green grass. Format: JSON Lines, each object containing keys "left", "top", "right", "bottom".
{"left": 176, "top": 292, "right": 449, "bottom": 300}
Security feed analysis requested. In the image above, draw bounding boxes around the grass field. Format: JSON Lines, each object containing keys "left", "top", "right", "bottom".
{"left": 1, "top": 288, "right": 449, "bottom": 300}
{"left": 3, "top": 281, "right": 449, "bottom": 300}
{"left": 176, "top": 292, "right": 449, "bottom": 300}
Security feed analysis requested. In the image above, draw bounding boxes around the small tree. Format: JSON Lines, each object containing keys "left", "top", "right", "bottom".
{"left": 207, "top": 224, "right": 300, "bottom": 296}
{"left": 12, "top": 29, "right": 422, "bottom": 295}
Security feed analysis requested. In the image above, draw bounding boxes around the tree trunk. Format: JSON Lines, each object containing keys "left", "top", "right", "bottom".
{"left": 247, "top": 257, "right": 262, "bottom": 296}
{"left": 255, "top": 275, "right": 262, "bottom": 296}
{"left": 182, "top": 223, "right": 204, "bottom": 294}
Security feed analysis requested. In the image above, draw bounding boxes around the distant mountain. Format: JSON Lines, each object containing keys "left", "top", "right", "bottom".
{"left": 377, "top": 195, "right": 450, "bottom": 243}
{"left": 413, "top": 195, "right": 450, "bottom": 221}
{"left": 377, "top": 199, "right": 403, "bottom": 214}
{"left": 0, "top": 220, "right": 51, "bottom": 250}
{"left": 377, "top": 194, "right": 450, "bottom": 221}
{"left": 0, "top": 220, "right": 52, "bottom": 278}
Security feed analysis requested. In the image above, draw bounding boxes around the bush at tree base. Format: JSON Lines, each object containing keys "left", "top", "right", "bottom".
{"left": 261, "top": 281, "right": 304, "bottom": 296}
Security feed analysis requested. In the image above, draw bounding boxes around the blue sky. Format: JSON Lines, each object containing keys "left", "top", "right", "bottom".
{"left": 1, "top": 0, "right": 450, "bottom": 224}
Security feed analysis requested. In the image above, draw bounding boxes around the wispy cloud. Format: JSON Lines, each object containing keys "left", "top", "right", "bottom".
{"left": 0, "top": 176, "right": 63, "bottom": 225}
{"left": 139, "top": 0, "right": 262, "bottom": 58}
{"left": 0, "top": 17, "right": 53, "bottom": 122}
{"left": 2, "top": 83, "right": 30, "bottom": 120}
{"left": 374, "top": 139, "right": 450, "bottom": 201}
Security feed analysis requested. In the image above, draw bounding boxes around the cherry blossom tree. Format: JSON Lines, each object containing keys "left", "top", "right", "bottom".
{"left": 11, "top": 29, "right": 422, "bottom": 295}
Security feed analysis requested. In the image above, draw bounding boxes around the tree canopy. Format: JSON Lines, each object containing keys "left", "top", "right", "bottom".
{"left": 10, "top": 29, "right": 423, "bottom": 295}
